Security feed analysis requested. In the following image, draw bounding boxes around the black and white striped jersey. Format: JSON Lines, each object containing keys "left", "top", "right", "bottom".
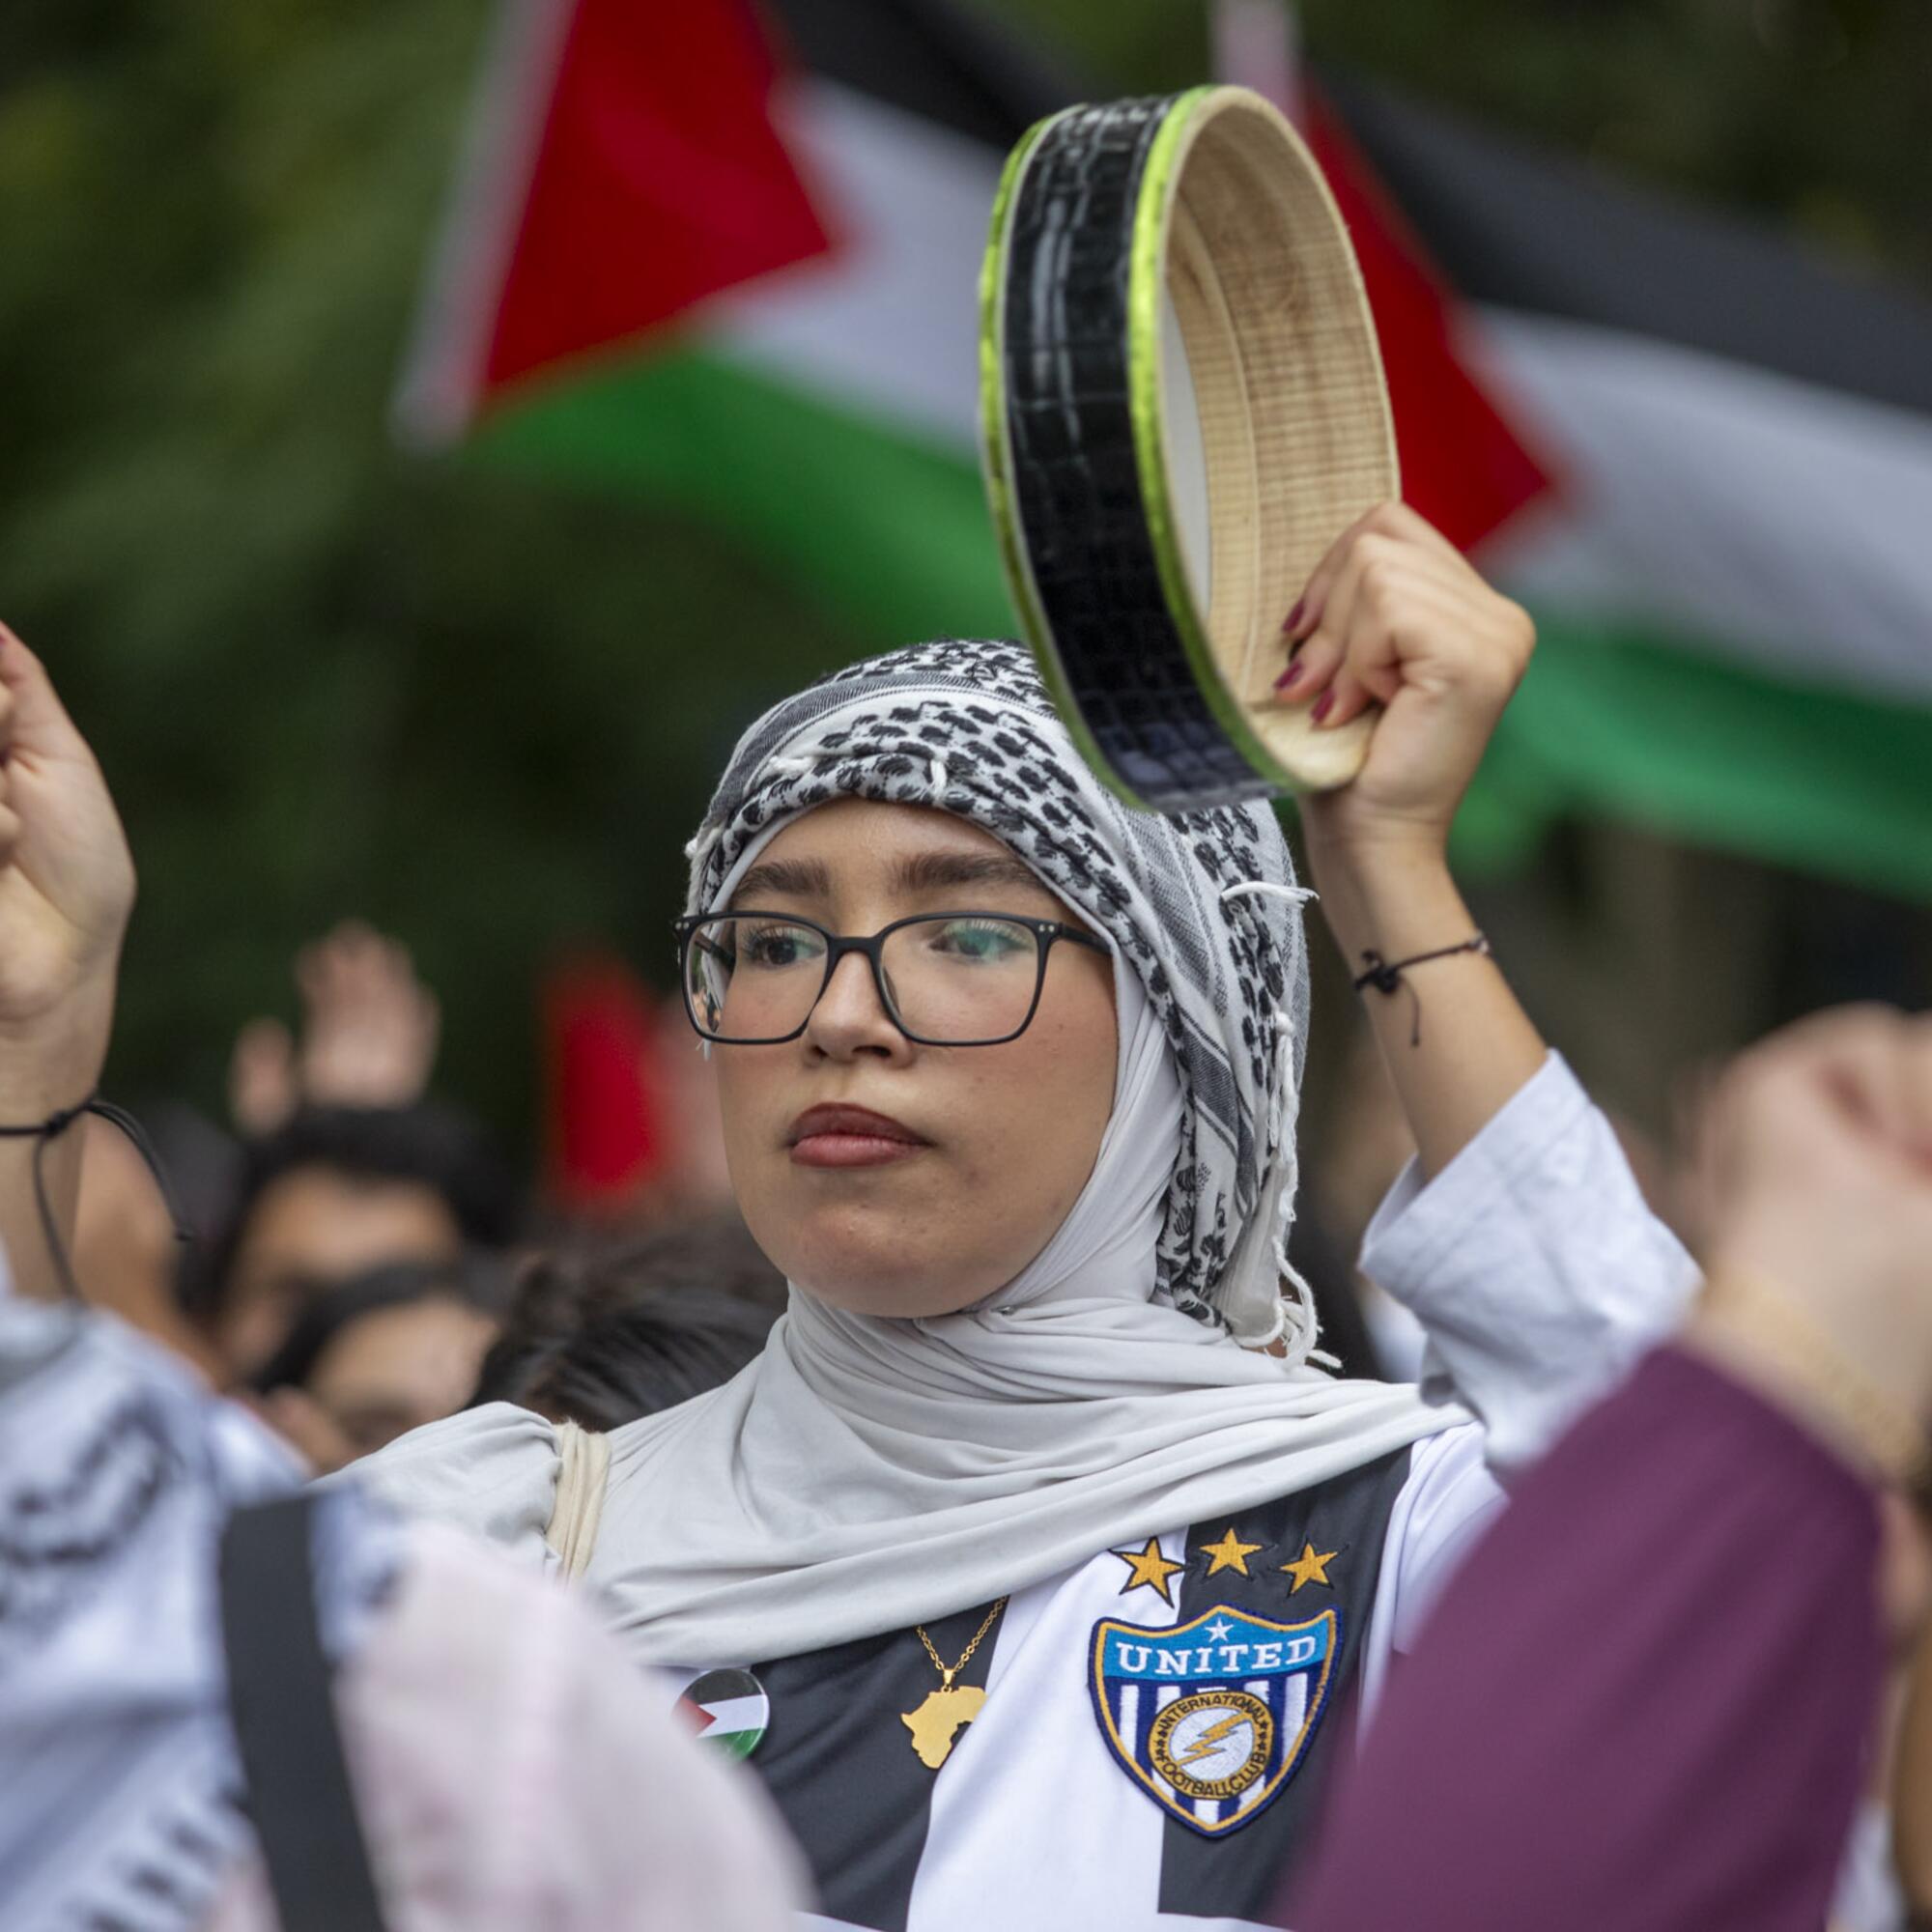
{"left": 687, "top": 1423, "right": 1517, "bottom": 1932}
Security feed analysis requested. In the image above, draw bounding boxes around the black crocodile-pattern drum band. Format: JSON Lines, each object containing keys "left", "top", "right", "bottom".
{"left": 1000, "top": 97, "right": 1272, "bottom": 812}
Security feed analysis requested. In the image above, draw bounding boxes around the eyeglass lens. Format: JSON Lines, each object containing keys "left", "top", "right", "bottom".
{"left": 685, "top": 916, "right": 1045, "bottom": 1043}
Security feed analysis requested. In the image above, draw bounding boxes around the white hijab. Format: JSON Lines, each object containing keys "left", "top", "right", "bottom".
{"left": 362, "top": 640, "right": 1463, "bottom": 1664}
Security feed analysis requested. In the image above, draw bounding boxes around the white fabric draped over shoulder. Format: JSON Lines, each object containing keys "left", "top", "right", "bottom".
{"left": 0, "top": 1283, "right": 397, "bottom": 1932}
{"left": 343, "top": 1399, "right": 565, "bottom": 1577}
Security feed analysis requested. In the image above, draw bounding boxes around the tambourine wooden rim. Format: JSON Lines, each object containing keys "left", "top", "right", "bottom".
{"left": 979, "top": 86, "right": 1399, "bottom": 812}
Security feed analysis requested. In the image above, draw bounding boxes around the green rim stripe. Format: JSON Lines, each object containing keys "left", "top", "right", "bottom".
{"left": 978, "top": 108, "right": 1153, "bottom": 811}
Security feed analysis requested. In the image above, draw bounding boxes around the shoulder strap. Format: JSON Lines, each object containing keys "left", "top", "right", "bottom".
{"left": 218, "top": 1493, "right": 389, "bottom": 1932}
{"left": 543, "top": 1419, "right": 611, "bottom": 1579}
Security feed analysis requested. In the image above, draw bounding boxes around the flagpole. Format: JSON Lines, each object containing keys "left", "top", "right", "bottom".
{"left": 1210, "top": 0, "right": 1303, "bottom": 127}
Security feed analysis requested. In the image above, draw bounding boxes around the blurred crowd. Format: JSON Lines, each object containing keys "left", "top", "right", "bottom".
{"left": 5, "top": 616, "right": 1931, "bottom": 1932}
{"left": 75, "top": 920, "right": 783, "bottom": 1469}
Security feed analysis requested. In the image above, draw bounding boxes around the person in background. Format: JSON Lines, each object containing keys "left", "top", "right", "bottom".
{"left": 252, "top": 1256, "right": 511, "bottom": 1471}
{"left": 182, "top": 1101, "right": 520, "bottom": 1384}
{"left": 471, "top": 1220, "right": 781, "bottom": 1431}
{"left": 0, "top": 621, "right": 805, "bottom": 1932}
{"left": 1280, "top": 1004, "right": 1932, "bottom": 1932}
{"left": 68, "top": 922, "right": 456, "bottom": 1388}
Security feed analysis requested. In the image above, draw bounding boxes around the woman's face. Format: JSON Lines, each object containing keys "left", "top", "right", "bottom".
{"left": 711, "top": 798, "right": 1118, "bottom": 1318}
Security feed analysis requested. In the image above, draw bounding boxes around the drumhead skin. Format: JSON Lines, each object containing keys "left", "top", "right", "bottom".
{"left": 980, "top": 86, "right": 1398, "bottom": 813}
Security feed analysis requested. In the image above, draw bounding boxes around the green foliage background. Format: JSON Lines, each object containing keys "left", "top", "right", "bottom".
{"left": 2, "top": 0, "right": 1926, "bottom": 1142}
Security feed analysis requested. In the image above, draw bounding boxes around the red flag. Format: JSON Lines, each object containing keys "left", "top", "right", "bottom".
{"left": 539, "top": 951, "right": 664, "bottom": 1211}
{"left": 1303, "top": 85, "right": 1556, "bottom": 552}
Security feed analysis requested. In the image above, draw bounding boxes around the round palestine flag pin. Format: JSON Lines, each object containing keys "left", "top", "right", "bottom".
{"left": 677, "top": 1667, "right": 770, "bottom": 1760}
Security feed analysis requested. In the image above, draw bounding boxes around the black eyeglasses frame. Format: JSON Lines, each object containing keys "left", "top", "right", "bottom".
{"left": 672, "top": 908, "right": 1110, "bottom": 1047}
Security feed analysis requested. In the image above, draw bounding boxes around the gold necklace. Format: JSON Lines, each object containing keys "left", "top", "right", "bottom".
{"left": 900, "top": 1597, "right": 1008, "bottom": 1769}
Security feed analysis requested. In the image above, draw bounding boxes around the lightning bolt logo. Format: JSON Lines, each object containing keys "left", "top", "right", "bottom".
{"left": 1176, "top": 1711, "right": 1251, "bottom": 1765}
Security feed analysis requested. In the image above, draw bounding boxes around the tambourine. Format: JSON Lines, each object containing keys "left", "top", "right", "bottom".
{"left": 979, "top": 85, "right": 1397, "bottom": 813}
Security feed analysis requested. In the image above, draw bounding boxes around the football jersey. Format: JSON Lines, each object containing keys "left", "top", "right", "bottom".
{"left": 684, "top": 1431, "right": 1491, "bottom": 1932}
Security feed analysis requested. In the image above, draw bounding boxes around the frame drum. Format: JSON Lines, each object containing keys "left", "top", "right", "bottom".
{"left": 980, "top": 86, "right": 1397, "bottom": 812}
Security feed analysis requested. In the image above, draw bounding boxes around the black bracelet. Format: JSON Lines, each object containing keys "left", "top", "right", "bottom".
{"left": 1352, "top": 934, "right": 1492, "bottom": 1047}
{"left": 0, "top": 1094, "right": 191, "bottom": 1302}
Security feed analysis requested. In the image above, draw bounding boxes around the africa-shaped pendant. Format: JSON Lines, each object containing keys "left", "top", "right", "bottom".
{"left": 902, "top": 1597, "right": 1008, "bottom": 1769}
{"left": 901, "top": 1683, "right": 987, "bottom": 1769}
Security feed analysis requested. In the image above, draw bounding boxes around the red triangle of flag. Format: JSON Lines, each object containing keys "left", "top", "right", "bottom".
{"left": 480, "top": 0, "right": 836, "bottom": 405}
{"left": 1302, "top": 84, "right": 1557, "bottom": 553}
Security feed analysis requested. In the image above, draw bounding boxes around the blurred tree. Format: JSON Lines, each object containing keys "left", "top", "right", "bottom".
{"left": 989, "top": 0, "right": 1932, "bottom": 287}
{"left": 0, "top": 0, "right": 1924, "bottom": 1144}
{"left": 0, "top": 0, "right": 853, "bottom": 1138}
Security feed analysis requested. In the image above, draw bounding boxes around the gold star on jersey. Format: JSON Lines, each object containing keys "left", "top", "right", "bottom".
{"left": 1198, "top": 1526, "right": 1264, "bottom": 1577}
{"left": 1280, "top": 1542, "right": 1340, "bottom": 1594}
{"left": 1111, "top": 1536, "right": 1186, "bottom": 1605}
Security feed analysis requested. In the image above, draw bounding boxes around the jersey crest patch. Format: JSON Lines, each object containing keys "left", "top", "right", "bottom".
{"left": 1090, "top": 1604, "right": 1340, "bottom": 1837}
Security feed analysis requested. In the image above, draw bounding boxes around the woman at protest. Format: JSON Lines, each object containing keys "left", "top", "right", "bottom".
{"left": 4, "top": 508, "right": 1692, "bottom": 1927}
{"left": 359, "top": 503, "right": 1695, "bottom": 1927}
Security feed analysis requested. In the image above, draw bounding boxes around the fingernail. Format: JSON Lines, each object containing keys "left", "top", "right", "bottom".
{"left": 1272, "top": 659, "right": 1304, "bottom": 693}
{"left": 1282, "top": 599, "right": 1305, "bottom": 635}
{"left": 1311, "top": 693, "right": 1335, "bottom": 725}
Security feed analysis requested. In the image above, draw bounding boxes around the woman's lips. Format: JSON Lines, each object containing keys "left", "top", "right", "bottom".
{"left": 787, "top": 1104, "right": 929, "bottom": 1170}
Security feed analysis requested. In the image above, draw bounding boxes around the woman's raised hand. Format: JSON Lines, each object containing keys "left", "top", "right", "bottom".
{"left": 1273, "top": 500, "right": 1534, "bottom": 864}
{"left": 0, "top": 623, "right": 133, "bottom": 1108}
{"left": 1266, "top": 506, "right": 1547, "bottom": 1174}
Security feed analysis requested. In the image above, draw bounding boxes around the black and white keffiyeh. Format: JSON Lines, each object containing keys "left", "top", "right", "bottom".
{"left": 0, "top": 1264, "right": 399, "bottom": 1932}
{"left": 360, "top": 639, "right": 1459, "bottom": 1666}
{"left": 687, "top": 638, "right": 1320, "bottom": 1348}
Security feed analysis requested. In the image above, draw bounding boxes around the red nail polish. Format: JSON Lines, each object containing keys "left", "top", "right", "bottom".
{"left": 1272, "top": 659, "right": 1304, "bottom": 692}
{"left": 1283, "top": 598, "right": 1305, "bottom": 635}
{"left": 1311, "top": 693, "right": 1334, "bottom": 724}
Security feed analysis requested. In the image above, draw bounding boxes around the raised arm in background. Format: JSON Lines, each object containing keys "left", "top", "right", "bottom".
{"left": 0, "top": 623, "right": 135, "bottom": 1299}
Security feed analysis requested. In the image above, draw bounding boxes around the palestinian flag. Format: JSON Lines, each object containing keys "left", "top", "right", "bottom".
{"left": 675, "top": 1666, "right": 771, "bottom": 1760}
{"left": 1321, "top": 72, "right": 1932, "bottom": 901}
{"left": 395, "top": 0, "right": 1932, "bottom": 900}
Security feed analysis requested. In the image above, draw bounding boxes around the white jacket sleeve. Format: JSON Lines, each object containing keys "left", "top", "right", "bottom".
{"left": 1360, "top": 1049, "right": 1698, "bottom": 1472}
{"left": 1357, "top": 1052, "right": 1699, "bottom": 1690}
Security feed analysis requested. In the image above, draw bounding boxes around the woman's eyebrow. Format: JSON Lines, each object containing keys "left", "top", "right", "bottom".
{"left": 728, "top": 857, "right": 833, "bottom": 906}
{"left": 891, "top": 851, "right": 1043, "bottom": 895}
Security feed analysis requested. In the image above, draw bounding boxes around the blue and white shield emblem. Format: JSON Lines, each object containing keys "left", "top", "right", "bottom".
{"left": 1090, "top": 1605, "right": 1340, "bottom": 1836}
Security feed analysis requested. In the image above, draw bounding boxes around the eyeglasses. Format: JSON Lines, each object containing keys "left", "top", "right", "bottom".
{"left": 673, "top": 910, "right": 1110, "bottom": 1046}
